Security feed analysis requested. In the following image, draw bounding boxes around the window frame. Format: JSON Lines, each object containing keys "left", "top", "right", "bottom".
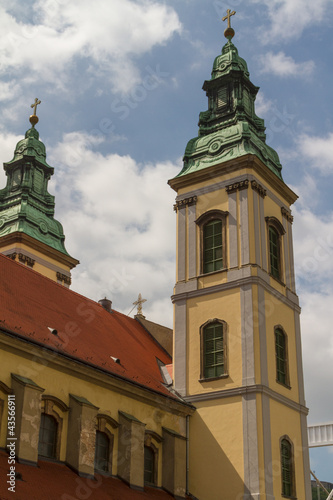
{"left": 196, "top": 210, "right": 228, "bottom": 276}
{"left": 280, "top": 436, "right": 296, "bottom": 498}
{"left": 95, "top": 414, "right": 117, "bottom": 474}
{"left": 200, "top": 319, "right": 228, "bottom": 381}
{"left": 275, "top": 326, "right": 290, "bottom": 388}
{"left": 38, "top": 396, "right": 66, "bottom": 461}
{"left": 94, "top": 430, "right": 111, "bottom": 473}
{"left": 266, "top": 216, "right": 285, "bottom": 283}
{"left": 38, "top": 413, "right": 58, "bottom": 460}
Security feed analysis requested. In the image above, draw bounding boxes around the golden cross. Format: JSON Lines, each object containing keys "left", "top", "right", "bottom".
{"left": 222, "top": 9, "right": 236, "bottom": 29}
{"left": 133, "top": 293, "right": 147, "bottom": 316}
{"left": 30, "top": 98, "right": 41, "bottom": 115}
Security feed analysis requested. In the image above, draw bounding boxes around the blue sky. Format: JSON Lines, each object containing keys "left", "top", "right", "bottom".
{"left": 0, "top": 0, "right": 332, "bottom": 484}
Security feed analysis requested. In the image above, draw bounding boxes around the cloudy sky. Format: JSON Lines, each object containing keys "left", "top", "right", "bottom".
{"left": 0, "top": 0, "right": 332, "bottom": 483}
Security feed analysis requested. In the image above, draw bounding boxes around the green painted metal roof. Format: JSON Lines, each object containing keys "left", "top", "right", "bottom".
{"left": 172, "top": 38, "right": 283, "bottom": 181}
{"left": 0, "top": 124, "right": 71, "bottom": 256}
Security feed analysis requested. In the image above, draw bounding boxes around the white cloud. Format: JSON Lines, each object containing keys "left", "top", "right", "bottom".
{"left": 0, "top": 0, "right": 182, "bottom": 94}
{"left": 296, "top": 133, "right": 333, "bottom": 173}
{"left": 259, "top": 51, "right": 315, "bottom": 77}
{"left": 300, "top": 292, "right": 333, "bottom": 423}
{"left": 293, "top": 207, "right": 333, "bottom": 288}
{"left": 254, "top": 92, "right": 273, "bottom": 116}
{"left": 48, "top": 131, "right": 180, "bottom": 324}
{"left": 291, "top": 187, "right": 333, "bottom": 423}
{"left": 255, "top": 0, "right": 332, "bottom": 42}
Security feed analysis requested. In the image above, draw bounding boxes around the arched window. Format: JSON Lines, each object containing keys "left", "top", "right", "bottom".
{"left": 281, "top": 438, "right": 295, "bottom": 497}
{"left": 275, "top": 327, "right": 289, "bottom": 387}
{"left": 266, "top": 217, "right": 285, "bottom": 281}
{"left": 94, "top": 430, "right": 110, "bottom": 472}
{"left": 201, "top": 320, "right": 227, "bottom": 380}
{"left": 38, "top": 414, "right": 57, "bottom": 459}
{"left": 196, "top": 210, "right": 228, "bottom": 275}
{"left": 144, "top": 446, "right": 155, "bottom": 485}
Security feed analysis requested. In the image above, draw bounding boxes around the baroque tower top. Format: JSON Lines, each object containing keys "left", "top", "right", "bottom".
{"left": 0, "top": 100, "right": 78, "bottom": 284}
{"left": 171, "top": 12, "right": 282, "bottom": 183}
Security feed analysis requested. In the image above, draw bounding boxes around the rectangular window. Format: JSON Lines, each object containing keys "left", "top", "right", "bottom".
{"left": 275, "top": 329, "right": 288, "bottom": 386}
{"left": 204, "top": 220, "right": 223, "bottom": 273}
{"left": 144, "top": 446, "right": 155, "bottom": 485}
{"left": 269, "top": 226, "right": 280, "bottom": 279}
{"left": 204, "top": 323, "right": 224, "bottom": 379}
{"left": 281, "top": 439, "right": 293, "bottom": 497}
{"left": 217, "top": 86, "right": 228, "bottom": 108}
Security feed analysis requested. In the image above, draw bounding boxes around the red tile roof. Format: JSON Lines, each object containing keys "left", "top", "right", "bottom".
{"left": 0, "top": 254, "right": 176, "bottom": 400}
{"left": 0, "top": 450, "right": 178, "bottom": 500}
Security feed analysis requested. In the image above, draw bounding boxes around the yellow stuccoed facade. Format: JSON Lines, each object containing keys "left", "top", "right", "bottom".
{"left": 0, "top": 335, "right": 191, "bottom": 492}
{"left": 170, "top": 154, "right": 311, "bottom": 499}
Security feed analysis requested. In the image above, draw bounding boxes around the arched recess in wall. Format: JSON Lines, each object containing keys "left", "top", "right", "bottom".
{"left": 39, "top": 395, "right": 69, "bottom": 460}
{"left": 95, "top": 413, "right": 119, "bottom": 474}
{"left": 144, "top": 430, "right": 163, "bottom": 486}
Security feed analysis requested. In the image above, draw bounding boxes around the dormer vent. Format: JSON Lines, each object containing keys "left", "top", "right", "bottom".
{"left": 110, "top": 356, "right": 120, "bottom": 364}
{"left": 47, "top": 327, "right": 58, "bottom": 335}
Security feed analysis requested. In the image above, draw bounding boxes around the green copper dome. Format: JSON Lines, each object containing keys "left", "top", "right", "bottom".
{"left": 173, "top": 37, "right": 283, "bottom": 181}
{"left": 211, "top": 39, "right": 249, "bottom": 80}
{"left": 0, "top": 123, "right": 71, "bottom": 256}
{"left": 6, "top": 126, "right": 53, "bottom": 172}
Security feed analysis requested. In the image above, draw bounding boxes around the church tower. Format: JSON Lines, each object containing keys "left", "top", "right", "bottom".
{"left": 0, "top": 100, "right": 78, "bottom": 286}
{"left": 169, "top": 14, "right": 311, "bottom": 500}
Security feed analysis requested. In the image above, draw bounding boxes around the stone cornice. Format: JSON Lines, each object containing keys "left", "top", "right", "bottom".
{"left": 56, "top": 272, "right": 71, "bottom": 286}
{"left": 169, "top": 154, "right": 298, "bottom": 206}
{"left": 184, "top": 384, "right": 309, "bottom": 415}
{"left": 251, "top": 180, "right": 267, "bottom": 198}
{"left": 225, "top": 179, "right": 249, "bottom": 194}
{"left": 0, "top": 232, "right": 79, "bottom": 269}
{"left": 172, "top": 271, "right": 300, "bottom": 313}
{"left": 281, "top": 206, "right": 294, "bottom": 223}
{"left": 174, "top": 195, "right": 197, "bottom": 212}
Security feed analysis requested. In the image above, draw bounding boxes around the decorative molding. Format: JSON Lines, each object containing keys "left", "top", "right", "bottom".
{"left": 42, "top": 394, "right": 69, "bottom": 412}
{"left": 3, "top": 246, "right": 75, "bottom": 275}
{"left": 251, "top": 180, "right": 266, "bottom": 198}
{"left": 56, "top": 272, "right": 71, "bottom": 286}
{"left": 226, "top": 179, "right": 249, "bottom": 194}
{"left": 145, "top": 429, "right": 163, "bottom": 443}
{"left": 172, "top": 273, "right": 301, "bottom": 313}
{"left": 184, "top": 384, "right": 309, "bottom": 415}
{"left": 97, "top": 413, "right": 119, "bottom": 429}
{"left": 281, "top": 206, "right": 294, "bottom": 223}
{"left": 175, "top": 171, "right": 293, "bottom": 214}
{"left": 174, "top": 195, "right": 197, "bottom": 212}
{"left": 18, "top": 253, "right": 35, "bottom": 267}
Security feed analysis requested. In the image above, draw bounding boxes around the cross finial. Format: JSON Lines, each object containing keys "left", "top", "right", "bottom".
{"left": 31, "top": 98, "right": 41, "bottom": 115}
{"left": 222, "top": 9, "right": 236, "bottom": 39}
{"left": 133, "top": 293, "right": 147, "bottom": 317}
{"left": 29, "top": 98, "right": 41, "bottom": 127}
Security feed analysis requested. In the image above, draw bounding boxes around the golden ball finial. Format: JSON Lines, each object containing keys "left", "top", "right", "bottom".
{"left": 224, "top": 27, "right": 235, "bottom": 39}
{"left": 29, "top": 114, "right": 39, "bottom": 127}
